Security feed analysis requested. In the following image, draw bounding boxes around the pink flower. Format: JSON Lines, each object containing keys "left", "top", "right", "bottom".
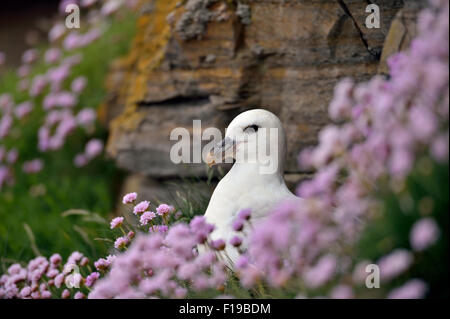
{"left": 22, "top": 159, "right": 44, "bottom": 174}
{"left": 229, "top": 236, "right": 243, "bottom": 247}
{"left": 303, "top": 255, "right": 337, "bottom": 289}
{"left": 85, "top": 139, "right": 103, "bottom": 159}
{"left": 114, "top": 236, "right": 129, "bottom": 250}
{"left": 14, "top": 101, "right": 33, "bottom": 119}
{"left": 20, "top": 286, "right": 32, "bottom": 298}
{"left": 54, "top": 274, "right": 65, "bottom": 288}
{"left": 329, "top": 78, "right": 354, "bottom": 121}
{"left": 122, "top": 192, "right": 137, "bottom": 204}
{"left": 237, "top": 208, "right": 252, "bottom": 220}
{"left": 330, "top": 285, "right": 354, "bottom": 299}
{"left": 44, "top": 48, "right": 61, "bottom": 64}
{"left": 48, "top": 23, "right": 66, "bottom": 42}
{"left": 110, "top": 217, "right": 124, "bottom": 229}
{"left": 61, "top": 289, "right": 70, "bottom": 299}
{"left": 85, "top": 272, "right": 100, "bottom": 287}
{"left": 22, "top": 49, "right": 38, "bottom": 64}
{"left": 0, "top": 115, "right": 13, "bottom": 139}
{"left": 67, "top": 251, "right": 83, "bottom": 265}
{"left": 410, "top": 218, "right": 440, "bottom": 252}
{"left": 387, "top": 279, "right": 428, "bottom": 299}
{"left": 378, "top": 249, "right": 413, "bottom": 282}
{"left": 190, "top": 216, "right": 215, "bottom": 243}
{"left": 29, "top": 75, "right": 48, "bottom": 97}
{"left": 46, "top": 268, "right": 59, "bottom": 279}
{"left": 101, "top": 0, "right": 122, "bottom": 16}
{"left": 133, "top": 201, "right": 150, "bottom": 215}
{"left": 80, "top": 257, "right": 89, "bottom": 267}
{"left": 431, "top": 134, "right": 449, "bottom": 162}
{"left": 64, "top": 32, "right": 82, "bottom": 50}
{"left": 232, "top": 219, "right": 244, "bottom": 232}
{"left": 0, "top": 93, "right": 13, "bottom": 110}
{"left": 81, "top": 0, "right": 97, "bottom": 7}
{"left": 43, "top": 91, "right": 76, "bottom": 109}
{"left": 46, "top": 66, "right": 71, "bottom": 91}
{"left": 17, "top": 65, "right": 30, "bottom": 78}
{"left": 156, "top": 204, "right": 173, "bottom": 216}
{"left": 76, "top": 108, "right": 96, "bottom": 126}
{"left": 152, "top": 225, "right": 169, "bottom": 233}
{"left": 140, "top": 211, "right": 156, "bottom": 226}
{"left": 50, "top": 254, "right": 62, "bottom": 265}
{"left": 211, "top": 239, "right": 226, "bottom": 251}
{"left": 74, "top": 154, "right": 88, "bottom": 167}
{"left": 71, "top": 76, "right": 87, "bottom": 94}
{"left": 6, "top": 149, "right": 18, "bottom": 164}
{"left": 94, "top": 258, "right": 110, "bottom": 271}
{"left": 74, "top": 291, "right": 86, "bottom": 299}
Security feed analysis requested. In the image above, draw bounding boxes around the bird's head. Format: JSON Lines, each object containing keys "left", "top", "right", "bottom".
{"left": 206, "top": 109, "right": 286, "bottom": 174}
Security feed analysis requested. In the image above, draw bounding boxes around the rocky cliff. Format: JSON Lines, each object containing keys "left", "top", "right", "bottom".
{"left": 100, "top": 0, "right": 422, "bottom": 202}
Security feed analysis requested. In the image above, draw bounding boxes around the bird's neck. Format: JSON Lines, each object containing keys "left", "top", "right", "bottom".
{"left": 227, "top": 161, "right": 285, "bottom": 186}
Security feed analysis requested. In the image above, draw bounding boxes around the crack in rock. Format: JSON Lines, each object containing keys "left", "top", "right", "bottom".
{"left": 337, "top": 0, "right": 380, "bottom": 58}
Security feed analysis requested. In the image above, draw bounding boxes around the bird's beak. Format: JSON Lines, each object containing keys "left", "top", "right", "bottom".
{"left": 206, "top": 137, "right": 236, "bottom": 167}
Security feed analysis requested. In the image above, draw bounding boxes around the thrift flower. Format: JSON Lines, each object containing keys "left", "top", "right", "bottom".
{"left": 133, "top": 201, "right": 150, "bottom": 215}
{"left": 110, "top": 217, "right": 124, "bottom": 229}
{"left": 211, "top": 239, "right": 226, "bottom": 251}
{"left": 122, "top": 192, "right": 137, "bottom": 204}
{"left": 140, "top": 211, "right": 156, "bottom": 226}
{"left": 410, "top": 218, "right": 440, "bottom": 251}
{"left": 85, "top": 272, "right": 100, "bottom": 287}
{"left": 388, "top": 279, "right": 428, "bottom": 299}
{"left": 44, "top": 48, "right": 61, "bottom": 64}
{"left": 237, "top": 208, "right": 252, "bottom": 220}
{"left": 230, "top": 236, "right": 243, "bottom": 247}
{"left": 156, "top": 204, "right": 173, "bottom": 216}
{"left": 74, "top": 291, "right": 86, "bottom": 299}
{"left": 232, "top": 219, "right": 244, "bottom": 232}
{"left": 71, "top": 76, "right": 87, "bottom": 94}
{"left": 85, "top": 139, "right": 103, "bottom": 159}
{"left": 114, "top": 236, "right": 129, "bottom": 250}
{"left": 22, "top": 49, "right": 38, "bottom": 64}
{"left": 14, "top": 101, "right": 33, "bottom": 119}
{"left": 74, "top": 154, "right": 88, "bottom": 167}
{"left": 22, "top": 159, "right": 44, "bottom": 174}
{"left": 61, "top": 289, "right": 70, "bottom": 299}
{"left": 378, "top": 249, "right": 413, "bottom": 282}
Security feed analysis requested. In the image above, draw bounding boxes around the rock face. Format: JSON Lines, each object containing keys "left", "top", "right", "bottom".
{"left": 102, "top": 0, "right": 418, "bottom": 200}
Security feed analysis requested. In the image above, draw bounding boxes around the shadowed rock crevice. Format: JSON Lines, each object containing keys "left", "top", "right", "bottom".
{"left": 137, "top": 95, "right": 211, "bottom": 108}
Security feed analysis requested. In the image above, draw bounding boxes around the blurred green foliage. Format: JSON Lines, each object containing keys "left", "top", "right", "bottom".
{"left": 357, "top": 158, "right": 449, "bottom": 298}
{"left": 0, "top": 13, "right": 137, "bottom": 267}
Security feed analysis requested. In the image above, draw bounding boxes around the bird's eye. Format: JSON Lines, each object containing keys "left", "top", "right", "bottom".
{"left": 244, "top": 125, "right": 259, "bottom": 133}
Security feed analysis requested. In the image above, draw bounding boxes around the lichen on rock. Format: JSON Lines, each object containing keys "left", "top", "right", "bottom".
{"left": 236, "top": 2, "right": 251, "bottom": 25}
{"left": 175, "top": 0, "right": 220, "bottom": 40}
{"left": 175, "top": 0, "right": 251, "bottom": 41}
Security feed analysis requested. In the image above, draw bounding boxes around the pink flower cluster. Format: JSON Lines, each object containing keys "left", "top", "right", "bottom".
{"left": 0, "top": 251, "right": 97, "bottom": 299}
{"left": 236, "top": 0, "right": 448, "bottom": 298}
{"left": 90, "top": 217, "right": 227, "bottom": 299}
{"left": 84, "top": 192, "right": 229, "bottom": 298}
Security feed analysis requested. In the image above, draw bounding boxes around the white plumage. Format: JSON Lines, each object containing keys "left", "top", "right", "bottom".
{"left": 203, "top": 109, "right": 301, "bottom": 263}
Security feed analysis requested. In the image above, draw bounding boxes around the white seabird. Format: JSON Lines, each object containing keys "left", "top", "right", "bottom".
{"left": 204, "top": 109, "right": 301, "bottom": 263}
